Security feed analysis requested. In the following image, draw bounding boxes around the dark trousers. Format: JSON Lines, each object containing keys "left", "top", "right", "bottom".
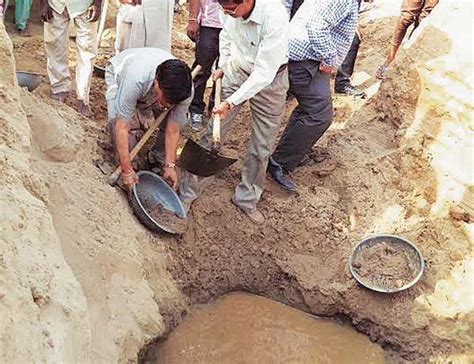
{"left": 272, "top": 60, "right": 333, "bottom": 172}
{"left": 335, "top": 32, "right": 361, "bottom": 90}
{"left": 190, "top": 26, "right": 221, "bottom": 114}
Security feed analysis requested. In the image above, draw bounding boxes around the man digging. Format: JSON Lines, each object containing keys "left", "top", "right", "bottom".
{"left": 105, "top": 48, "right": 193, "bottom": 191}
{"left": 179, "top": 0, "right": 290, "bottom": 224}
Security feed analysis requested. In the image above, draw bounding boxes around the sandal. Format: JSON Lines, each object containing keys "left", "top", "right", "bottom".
{"left": 375, "top": 64, "right": 388, "bottom": 80}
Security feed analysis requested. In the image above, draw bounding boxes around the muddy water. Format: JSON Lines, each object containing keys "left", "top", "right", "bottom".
{"left": 156, "top": 293, "right": 385, "bottom": 363}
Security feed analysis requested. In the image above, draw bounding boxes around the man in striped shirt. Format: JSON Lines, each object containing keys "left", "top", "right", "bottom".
{"left": 268, "top": 0, "right": 358, "bottom": 192}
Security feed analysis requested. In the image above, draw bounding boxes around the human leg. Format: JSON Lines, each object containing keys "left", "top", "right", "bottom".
{"left": 44, "top": 9, "right": 72, "bottom": 98}
{"left": 234, "top": 68, "right": 288, "bottom": 212}
{"left": 15, "top": 0, "right": 32, "bottom": 33}
{"left": 74, "top": 11, "right": 98, "bottom": 115}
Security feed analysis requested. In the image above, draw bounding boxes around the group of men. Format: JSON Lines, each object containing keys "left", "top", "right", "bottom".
{"left": 105, "top": 0, "right": 440, "bottom": 225}
{"left": 107, "top": 0, "right": 360, "bottom": 225}
{"left": 1, "top": 0, "right": 439, "bottom": 224}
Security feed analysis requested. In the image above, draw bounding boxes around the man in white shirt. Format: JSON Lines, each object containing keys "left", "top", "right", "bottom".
{"left": 41, "top": 0, "right": 101, "bottom": 117}
{"left": 180, "top": 0, "right": 289, "bottom": 224}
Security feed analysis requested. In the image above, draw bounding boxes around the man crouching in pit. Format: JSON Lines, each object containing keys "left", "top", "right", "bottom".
{"left": 105, "top": 48, "right": 193, "bottom": 191}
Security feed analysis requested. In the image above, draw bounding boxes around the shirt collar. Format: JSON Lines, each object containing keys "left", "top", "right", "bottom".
{"left": 242, "top": 0, "right": 264, "bottom": 24}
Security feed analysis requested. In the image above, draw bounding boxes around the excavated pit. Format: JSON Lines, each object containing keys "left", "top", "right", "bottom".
{"left": 1, "top": 1, "right": 473, "bottom": 363}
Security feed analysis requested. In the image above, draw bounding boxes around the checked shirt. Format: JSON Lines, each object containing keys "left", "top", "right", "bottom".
{"left": 288, "top": 0, "right": 359, "bottom": 67}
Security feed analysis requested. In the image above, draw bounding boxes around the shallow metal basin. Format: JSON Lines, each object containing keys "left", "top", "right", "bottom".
{"left": 16, "top": 71, "right": 41, "bottom": 92}
{"left": 130, "top": 171, "right": 187, "bottom": 235}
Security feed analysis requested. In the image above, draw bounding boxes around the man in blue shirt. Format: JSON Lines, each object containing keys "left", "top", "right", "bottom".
{"left": 268, "top": 0, "right": 358, "bottom": 192}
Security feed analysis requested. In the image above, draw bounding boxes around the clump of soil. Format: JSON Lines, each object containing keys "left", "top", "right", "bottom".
{"left": 352, "top": 241, "right": 420, "bottom": 291}
{"left": 95, "top": 53, "right": 112, "bottom": 68}
{"left": 140, "top": 196, "right": 187, "bottom": 234}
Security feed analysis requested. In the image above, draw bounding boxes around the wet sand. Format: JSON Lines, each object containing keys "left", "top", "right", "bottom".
{"left": 156, "top": 293, "right": 385, "bottom": 364}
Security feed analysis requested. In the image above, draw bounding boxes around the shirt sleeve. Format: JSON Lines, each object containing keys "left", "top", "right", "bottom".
{"left": 115, "top": 72, "right": 143, "bottom": 122}
{"left": 226, "top": 9, "right": 289, "bottom": 106}
{"left": 307, "top": 0, "right": 353, "bottom": 67}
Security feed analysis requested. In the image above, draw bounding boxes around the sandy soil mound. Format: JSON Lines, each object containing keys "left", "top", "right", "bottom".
{"left": 0, "top": 21, "right": 186, "bottom": 362}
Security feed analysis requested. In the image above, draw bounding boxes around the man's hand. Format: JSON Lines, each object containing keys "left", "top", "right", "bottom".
{"left": 213, "top": 68, "right": 224, "bottom": 81}
{"left": 40, "top": 0, "right": 53, "bottom": 22}
{"left": 187, "top": 19, "right": 199, "bottom": 42}
{"left": 122, "top": 168, "right": 139, "bottom": 191}
{"left": 163, "top": 167, "right": 179, "bottom": 191}
{"left": 87, "top": 0, "right": 103, "bottom": 22}
{"left": 212, "top": 101, "right": 232, "bottom": 121}
{"left": 319, "top": 63, "right": 337, "bottom": 78}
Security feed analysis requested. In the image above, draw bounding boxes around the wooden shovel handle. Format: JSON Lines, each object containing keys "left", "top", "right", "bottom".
{"left": 108, "top": 110, "right": 170, "bottom": 185}
{"left": 212, "top": 78, "right": 222, "bottom": 150}
{"left": 108, "top": 65, "right": 202, "bottom": 186}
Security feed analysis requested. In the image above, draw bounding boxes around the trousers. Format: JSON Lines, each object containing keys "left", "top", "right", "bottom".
{"left": 190, "top": 26, "right": 221, "bottom": 115}
{"left": 272, "top": 60, "right": 333, "bottom": 172}
{"left": 44, "top": 9, "right": 97, "bottom": 103}
{"left": 2, "top": 0, "right": 32, "bottom": 30}
{"left": 180, "top": 64, "right": 289, "bottom": 211}
{"left": 335, "top": 31, "right": 361, "bottom": 90}
{"left": 392, "top": 0, "right": 439, "bottom": 46}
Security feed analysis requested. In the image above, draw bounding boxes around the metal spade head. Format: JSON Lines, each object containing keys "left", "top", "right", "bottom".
{"left": 180, "top": 138, "right": 237, "bottom": 177}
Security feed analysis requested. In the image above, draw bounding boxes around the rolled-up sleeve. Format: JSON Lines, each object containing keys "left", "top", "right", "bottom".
{"left": 226, "top": 9, "right": 289, "bottom": 106}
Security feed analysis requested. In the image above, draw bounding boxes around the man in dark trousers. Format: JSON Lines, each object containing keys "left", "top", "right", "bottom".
{"left": 187, "top": 0, "right": 223, "bottom": 130}
{"left": 335, "top": 0, "right": 365, "bottom": 97}
{"left": 268, "top": 0, "right": 359, "bottom": 192}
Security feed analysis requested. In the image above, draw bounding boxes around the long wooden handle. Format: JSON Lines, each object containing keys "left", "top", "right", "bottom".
{"left": 212, "top": 78, "right": 222, "bottom": 149}
{"left": 95, "top": 0, "right": 109, "bottom": 50}
{"left": 108, "top": 65, "right": 202, "bottom": 186}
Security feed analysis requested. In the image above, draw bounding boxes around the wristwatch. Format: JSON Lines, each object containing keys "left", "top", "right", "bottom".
{"left": 164, "top": 162, "right": 176, "bottom": 169}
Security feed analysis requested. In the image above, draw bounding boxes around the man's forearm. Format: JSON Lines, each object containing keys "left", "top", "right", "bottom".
{"left": 115, "top": 119, "right": 133, "bottom": 173}
{"left": 188, "top": 0, "right": 200, "bottom": 20}
{"left": 165, "top": 121, "right": 180, "bottom": 165}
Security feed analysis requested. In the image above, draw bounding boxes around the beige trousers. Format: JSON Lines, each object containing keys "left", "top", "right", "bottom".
{"left": 180, "top": 64, "right": 289, "bottom": 212}
{"left": 115, "top": 0, "right": 173, "bottom": 53}
{"left": 44, "top": 9, "right": 97, "bottom": 103}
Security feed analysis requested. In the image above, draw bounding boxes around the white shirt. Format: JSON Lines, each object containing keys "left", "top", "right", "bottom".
{"left": 218, "top": 0, "right": 289, "bottom": 106}
{"left": 48, "top": 0, "right": 93, "bottom": 18}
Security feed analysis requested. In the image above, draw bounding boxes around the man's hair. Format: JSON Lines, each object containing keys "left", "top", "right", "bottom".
{"left": 155, "top": 59, "right": 192, "bottom": 105}
{"left": 218, "top": 0, "right": 244, "bottom": 5}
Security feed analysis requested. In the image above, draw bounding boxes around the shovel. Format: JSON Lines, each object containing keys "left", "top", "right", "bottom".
{"left": 108, "top": 65, "right": 202, "bottom": 186}
{"left": 179, "top": 78, "right": 237, "bottom": 177}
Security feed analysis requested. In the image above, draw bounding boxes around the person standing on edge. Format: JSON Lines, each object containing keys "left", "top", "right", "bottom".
{"left": 180, "top": 0, "right": 289, "bottom": 225}
{"left": 41, "top": 0, "right": 102, "bottom": 117}
{"left": 2, "top": 0, "right": 33, "bottom": 36}
{"left": 115, "top": 0, "right": 174, "bottom": 53}
{"left": 376, "top": 0, "right": 439, "bottom": 79}
{"left": 335, "top": 0, "right": 365, "bottom": 97}
{"left": 187, "top": 0, "right": 223, "bottom": 131}
{"left": 268, "top": 0, "right": 358, "bottom": 192}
